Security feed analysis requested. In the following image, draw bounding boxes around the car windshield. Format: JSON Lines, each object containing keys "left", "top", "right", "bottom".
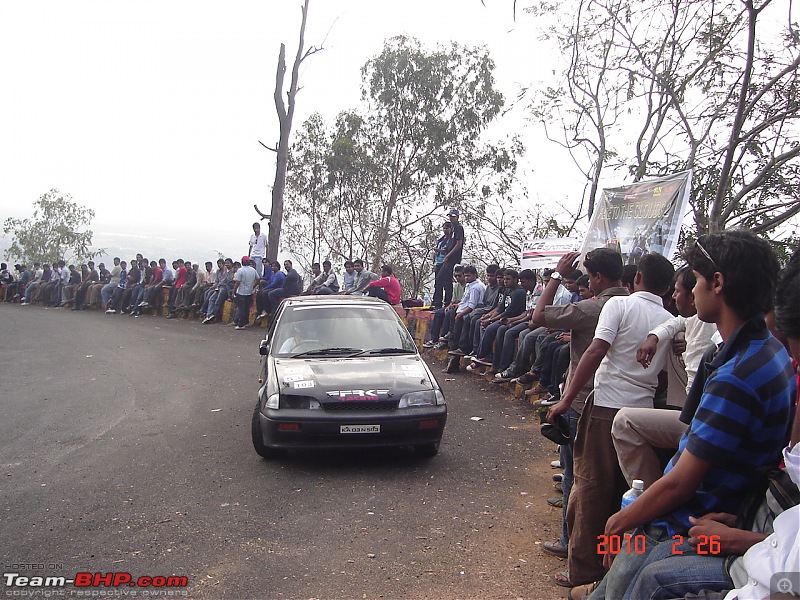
{"left": 272, "top": 304, "right": 417, "bottom": 357}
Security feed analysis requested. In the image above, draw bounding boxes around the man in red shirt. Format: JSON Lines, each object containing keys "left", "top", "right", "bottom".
{"left": 167, "top": 259, "right": 188, "bottom": 318}
{"left": 366, "top": 265, "right": 401, "bottom": 305}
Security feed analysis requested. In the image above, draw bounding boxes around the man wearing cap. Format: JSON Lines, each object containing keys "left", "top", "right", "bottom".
{"left": 432, "top": 209, "right": 465, "bottom": 309}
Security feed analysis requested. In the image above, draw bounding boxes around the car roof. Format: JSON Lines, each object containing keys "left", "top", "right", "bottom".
{"left": 282, "top": 295, "right": 389, "bottom": 308}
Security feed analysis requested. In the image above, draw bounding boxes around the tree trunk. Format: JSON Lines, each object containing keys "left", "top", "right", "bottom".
{"left": 267, "top": 0, "right": 311, "bottom": 262}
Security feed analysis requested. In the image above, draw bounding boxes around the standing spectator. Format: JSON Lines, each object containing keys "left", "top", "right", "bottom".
{"left": 232, "top": 256, "right": 259, "bottom": 329}
{"left": 430, "top": 221, "right": 454, "bottom": 308}
{"left": 248, "top": 222, "right": 268, "bottom": 277}
{"left": 432, "top": 209, "right": 465, "bottom": 309}
{"left": 546, "top": 253, "right": 675, "bottom": 589}
{"left": 365, "top": 265, "right": 401, "bottom": 305}
{"left": 526, "top": 249, "right": 628, "bottom": 562}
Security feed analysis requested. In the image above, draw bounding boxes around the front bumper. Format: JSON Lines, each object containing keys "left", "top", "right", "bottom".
{"left": 257, "top": 406, "right": 447, "bottom": 450}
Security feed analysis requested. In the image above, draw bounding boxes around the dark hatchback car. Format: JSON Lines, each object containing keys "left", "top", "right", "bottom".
{"left": 251, "top": 295, "right": 447, "bottom": 458}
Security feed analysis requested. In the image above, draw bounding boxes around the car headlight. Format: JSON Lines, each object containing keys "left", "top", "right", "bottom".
{"left": 398, "top": 390, "right": 445, "bottom": 408}
{"left": 265, "top": 393, "right": 280, "bottom": 409}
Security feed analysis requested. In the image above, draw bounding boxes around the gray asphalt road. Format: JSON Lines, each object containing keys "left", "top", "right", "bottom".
{"left": 1, "top": 304, "right": 565, "bottom": 599}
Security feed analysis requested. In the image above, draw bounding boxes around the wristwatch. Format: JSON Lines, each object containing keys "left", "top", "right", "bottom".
{"left": 550, "top": 272, "right": 563, "bottom": 281}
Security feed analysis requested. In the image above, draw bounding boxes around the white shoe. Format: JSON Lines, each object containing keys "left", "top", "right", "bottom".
{"left": 235, "top": 325, "right": 246, "bottom": 330}
{"left": 105, "top": 309, "right": 116, "bottom": 314}
{"left": 551, "top": 460, "right": 562, "bottom": 469}
{"left": 465, "top": 363, "right": 477, "bottom": 372}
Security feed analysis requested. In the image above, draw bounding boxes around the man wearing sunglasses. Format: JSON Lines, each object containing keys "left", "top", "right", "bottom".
{"left": 587, "top": 230, "right": 795, "bottom": 600}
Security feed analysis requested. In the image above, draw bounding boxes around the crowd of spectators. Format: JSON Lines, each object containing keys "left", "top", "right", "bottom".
{"left": 1, "top": 250, "right": 404, "bottom": 331}
{"left": 421, "top": 230, "right": 799, "bottom": 600}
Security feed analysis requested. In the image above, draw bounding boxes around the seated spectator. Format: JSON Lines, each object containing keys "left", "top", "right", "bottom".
{"left": 60, "top": 264, "right": 81, "bottom": 306}
{"left": 0, "top": 263, "right": 13, "bottom": 296}
{"left": 441, "top": 265, "right": 485, "bottom": 373}
{"left": 339, "top": 261, "right": 357, "bottom": 294}
{"left": 301, "top": 263, "right": 323, "bottom": 295}
{"left": 344, "top": 259, "right": 378, "bottom": 295}
{"left": 72, "top": 261, "right": 99, "bottom": 310}
{"left": 86, "top": 262, "right": 109, "bottom": 309}
{"left": 576, "top": 274, "right": 593, "bottom": 300}
{"left": 256, "top": 260, "right": 285, "bottom": 323}
{"left": 266, "top": 259, "right": 302, "bottom": 315}
{"left": 586, "top": 231, "right": 795, "bottom": 600}
{"left": 444, "top": 264, "right": 500, "bottom": 355}
{"left": 105, "top": 261, "right": 129, "bottom": 314}
{"left": 489, "top": 269, "right": 539, "bottom": 375}
{"left": 202, "top": 258, "right": 234, "bottom": 324}
{"left": 199, "top": 258, "right": 226, "bottom": 319}
{"left": 313, "top": 260, "right": 339, "bottom": 295}
{"left": 140, "top": 259, "right": 165, "bottom": 310}
{"left": 365, "top": 265, "right": 401, "bottom": 305}
{"left": 187, "top": 261, "right": 214, "bottom": 311}
{"left": 469, "top": 269, "right": 526, "bottom": 370}
{"left": 166, "top": 259, "right": 188, "bottom": 318}
{"left": 6, "top": 264, "right": 31, "bottom": 302}
{"left": 171, "top": 260, "right": 195, "bottom": 315}
{"left": 101, "top": 258, "right": 122, "bottom": 310}
{"left": 21, "top": 263, "right": 50, "bottom": 305}
{"left": 426, "top": 266, "right": 465, "bottom": 347}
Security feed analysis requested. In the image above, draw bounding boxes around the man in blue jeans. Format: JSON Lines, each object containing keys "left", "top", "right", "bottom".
{"left": 585, "top": 230, "right": 796, "bottom": 600}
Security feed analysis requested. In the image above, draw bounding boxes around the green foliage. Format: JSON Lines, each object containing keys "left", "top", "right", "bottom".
{"left": 3, "top": 189, "right": 102, "bottom": 265}
{"left": 283, "top": 37, "right": 565, "bottom": 295}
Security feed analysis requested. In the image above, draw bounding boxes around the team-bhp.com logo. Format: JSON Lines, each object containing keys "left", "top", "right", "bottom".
{"left": 4, "top": 572, "right": 188, "bottom": 589}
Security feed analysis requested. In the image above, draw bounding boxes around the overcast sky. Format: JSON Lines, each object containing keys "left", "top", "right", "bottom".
{"left": 0, "top": 0, "right": 583, "bottom": 264}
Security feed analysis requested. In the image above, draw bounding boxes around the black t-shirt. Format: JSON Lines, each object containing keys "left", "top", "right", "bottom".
{"left": 451, "top": 223, "right": 465, "bottom": 263}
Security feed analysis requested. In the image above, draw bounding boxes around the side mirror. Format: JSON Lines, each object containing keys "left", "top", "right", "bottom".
{"left": 259, "top": 339, "right": 270, "bottom": 356}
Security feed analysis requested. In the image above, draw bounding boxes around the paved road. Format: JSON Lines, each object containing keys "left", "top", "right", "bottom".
{"left": 1, "top": 304, "right": 565, "bottom": 599}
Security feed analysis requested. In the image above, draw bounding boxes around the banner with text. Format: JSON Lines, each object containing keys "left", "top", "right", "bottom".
{"left": 521, "top": 237, "right": 581, "bottom": 270}
{"left": 580, "top": 170, "right": 692, "bottom": 265}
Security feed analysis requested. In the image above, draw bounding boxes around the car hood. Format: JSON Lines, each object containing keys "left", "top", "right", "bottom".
{"left": 272, "top": 355, "right": 435, "bottom": 400}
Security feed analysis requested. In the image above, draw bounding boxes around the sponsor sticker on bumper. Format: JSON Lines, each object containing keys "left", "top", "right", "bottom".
{"left": 340, "top": 425, "right": 380, "bottom": 434}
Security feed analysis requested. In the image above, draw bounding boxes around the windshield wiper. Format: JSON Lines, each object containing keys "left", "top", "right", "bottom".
{"left": 290, "top": 347, "right": 363, "bottom": 358}
{"left": 351, "top": 347, "right": 417, "bottom": 356}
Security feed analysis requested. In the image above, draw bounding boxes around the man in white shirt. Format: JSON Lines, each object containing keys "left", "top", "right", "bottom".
{"left": 248, "top": 222, "right": 268, "bottom": 278}
{"left": 547, "top": 253, "right": 675, "bottom": 588}
{"left": 612, "top": 266, "right": 719, "bottom": 488}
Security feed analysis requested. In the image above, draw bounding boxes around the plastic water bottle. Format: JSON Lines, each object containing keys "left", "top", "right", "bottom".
{"left": 423, "top": 294, "right": 430, "bottom": 307}
{"left": 621, "top": 479, "right": 644, "bottom": 510}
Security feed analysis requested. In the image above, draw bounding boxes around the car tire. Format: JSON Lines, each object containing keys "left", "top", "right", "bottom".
{"left": 251, "top": 401, "right": 285, "bottom": 459}
{"left": 413, "top": 442, "right": 440, "bottom": 458}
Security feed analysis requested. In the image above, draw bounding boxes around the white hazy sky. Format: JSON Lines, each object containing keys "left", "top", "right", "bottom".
{"left": 0, "top": 0, "right": 584, "bottom": 263}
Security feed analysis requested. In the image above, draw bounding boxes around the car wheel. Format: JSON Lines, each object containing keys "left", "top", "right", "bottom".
{"left": 413, "top": 442, "right": 440, "bottom": 458}
{"left": 251, "top": 401, "right": 285, "bottom": 459}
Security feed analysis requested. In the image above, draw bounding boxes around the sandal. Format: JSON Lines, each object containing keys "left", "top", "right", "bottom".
{"left": 554, "top": 570, "right": 573, "bottom": 587}
{"left": 567, "top": 581, "right": 600, "bottom": 600}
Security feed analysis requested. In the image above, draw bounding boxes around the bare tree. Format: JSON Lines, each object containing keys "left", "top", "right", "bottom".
{"left": 528, "top": 0, "right": 800, "bottom": 235}
{"left": 257, "top": 0, "right": 323, "bottom": 261}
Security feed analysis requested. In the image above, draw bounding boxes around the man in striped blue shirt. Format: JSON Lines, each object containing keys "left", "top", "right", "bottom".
{"left": 587, "top": 230, "right": 796, "bottom": 600}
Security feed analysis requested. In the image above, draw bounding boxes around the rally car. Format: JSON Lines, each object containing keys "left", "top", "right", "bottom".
{"left": 251, "top": 295, "right": 447, "bottom": 458}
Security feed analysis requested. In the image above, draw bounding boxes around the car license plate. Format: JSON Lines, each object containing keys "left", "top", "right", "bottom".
{"left": 340, "top": 425, "right": 380, "bottom": 434}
